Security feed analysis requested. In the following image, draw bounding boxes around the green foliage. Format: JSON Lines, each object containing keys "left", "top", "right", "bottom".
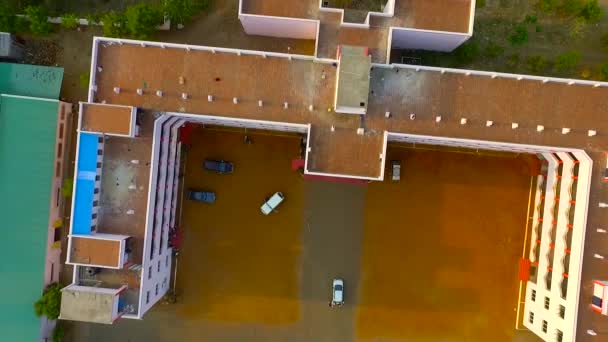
{"left": 509, "top": 25, "right": 529, "bottom": 45}
{"left": 25, "top": 5, "right": 53, "bottom": 36}
{"left": 125, "top": 3, "right": 164, "bottom": 39}
{"left": 538, "top": 0, "right": 558, "bottom": 13}
{"left": 15, "top": 16, "right": 29, "bottom": 33}
{"left": 579, "top": 0, "right": 602, "bottom": 22}
{"left": 536, "top": 24, "right": 543, "bottom": 32}
{"left": 561, "top": 0, "right": 585, "bottom": 16}
{"left": 476, "top": 0, "right": 486, "bottom": 8}
{"left": 526, "top": 55, "right": 548, "bottom": 73}
{"left": 569, "top": 17, "right": 587, "bottom": 38}
{"left": 52, "top": 324, "right": 64, "bottom": 342}
{"left": 524, "top": 14, "right": 538, "bottom": 24}
{"left": 506, "top": 53, "right": 520, "bottom": 68}
{"left": 61, "top": 179, "right": 73, "bottom": 198}
{"left": 601, "top": 33, "right": 608, "bottom": 52}
{"left": 484, "top": 41, "right": 504, "bottom": 58}
{"left": 454, "top": 42, "right": 479, "bottom": 64}
{"left": 0, "top": 4, "right": 17, "bottom": 33}
{"left": 34, "top": 283, "right": 62, "bottom": 319}
{"left": 164, "top": 0, "right": 211, "bottom": 26}
{"left": 61, "top": 13, "right": 79, "bottom": 30}
{"left": 85, "top": 13, "right": 101, "bottom": 25}
{"left": 554, "top": 50, "right": 581, "bottom": 71}
{"left": 600, "top": 62, "right": 608, "bottom": 80}
{"left": 100, "top": 11, "right": 127, "bottom": 38}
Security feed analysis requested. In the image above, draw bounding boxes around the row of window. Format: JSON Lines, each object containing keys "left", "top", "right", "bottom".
{"left": 147, "top": 254, "right": 170, "bottom": 280}
{"left": 530, "top": 290, "right": 565, "bottom": 318}
{"left": 145, "top": 276, "right": 169, "bottom": 304}
{"left": 528, "top": 313, "right": 563, "bottom": 341}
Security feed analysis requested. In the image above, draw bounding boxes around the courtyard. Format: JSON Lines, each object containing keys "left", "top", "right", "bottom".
{"left": 68, "top": 128, "right": 540, "bottom": 342}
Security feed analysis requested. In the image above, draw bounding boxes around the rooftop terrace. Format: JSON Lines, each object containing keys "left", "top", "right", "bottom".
{"left": 91, "top": 39, "right": 608, "bottom": 180}
{"left": 80, "top": 103, "right": 135, "bottom": 136}
{"left": 94, "top": 112, "right": 155, "bottom": 264}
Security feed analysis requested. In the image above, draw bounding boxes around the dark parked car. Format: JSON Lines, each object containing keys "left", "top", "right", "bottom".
{"left": 203, "top": 159, "right": 234, "bottom": 174}
{"left": 187, "top": 189, "right": 216, "bottom": 203}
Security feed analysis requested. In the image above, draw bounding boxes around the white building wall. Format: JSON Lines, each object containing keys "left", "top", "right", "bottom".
{"left": 389, "top": 27, "right": 471, "bottom": 52}
{"left": 239, "top": 14, "right": 318, "bottom": 40}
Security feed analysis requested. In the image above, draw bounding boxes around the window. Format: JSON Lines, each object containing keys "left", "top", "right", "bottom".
{"left": 95, "top": 175, "right": 101, "bottom": 181}
{"left": 531, "top": 289, "right": 536, "bottom": 301}
{"left": 93, "top": 200, "right": 99, "bottom": 207}
{"left": 94, "top": 188, "right": 99, "bottom": 194}
{"left": 146, "top": 291, "right": 150, "bottom": 304}
{"left": 544, "top": 297, "right": 550, "bottom": 309}
{"left": 155, "top": 283, "right": 159, "bottom": 296}
{"left": 529, "top": 312, "right": 534, "bottom": 324}
{"left": 542, "top": 320, "right": 548, "bottom": 333}
{"left": 559, "top": 305, "right": 565, "bottom": 318}
{"left": 157, "top": 260, "right": 161, "bottom": 272}
{"left": 162, "top": 277, "right": 167, "bottom": 289}
{"left": 166, "top": 254, "right": 169, "bottom": 267}
{"left": 148, "top": 266, "right": 152, "bottom": 279}
{"left": 91, "top": 213, "right": 97, "bottom": 220}
{"left": 96, "top": 162, "right": 102, "bottom": 168}
{"left": 556, "top": 330, "right": 563, "bottom": 342}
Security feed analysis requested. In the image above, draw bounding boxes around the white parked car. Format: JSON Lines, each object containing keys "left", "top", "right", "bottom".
{"left": 331, "top": 279, "right": 344, "bottom": 306}
{"left": 261, "top": 192, "right": 284, "bottom": 215}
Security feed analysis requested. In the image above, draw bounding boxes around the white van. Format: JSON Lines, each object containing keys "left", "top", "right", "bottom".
{"left": 261, "top": 192, "right": 284, "bottom": 215}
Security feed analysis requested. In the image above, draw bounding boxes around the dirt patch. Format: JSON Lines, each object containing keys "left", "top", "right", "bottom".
{"left": 356, "top": 146, "right": 533, "bottom": 341}
{"left": 176, "top": 127, "right": 304, "bottom": 324}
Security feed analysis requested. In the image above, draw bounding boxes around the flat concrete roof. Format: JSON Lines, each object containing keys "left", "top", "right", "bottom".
{"left": 69, "top": 236, "right": 121, "bottom": 268}
{"left": 81, "top": 103, "right": 133, "bottom": 136}
{"left": 335, "top": 45, "right": 371, "bottom": 114}
{"left": 60, "top": 286, "right": 117, "bottom": 324}
{"left": 92, "top": 40, "right": 608, "bottom": 180}
{"left": 241, "top": 0, "right": 472, "bottom": 34}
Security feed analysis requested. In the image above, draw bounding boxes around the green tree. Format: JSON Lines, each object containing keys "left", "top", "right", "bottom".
{"left": 526, "top": 55, "right": 548, "bottom": 73}
{"left": 554, "top": 50, "right": 582, "bottom": 71}
{"left": 25, "top": 5, "right": 53, "bottom": 36}
{"left": 164, "top": 0, "right": 210, "bottom": 26}
{"left": 561, "top": 0, "right": 585, "bottom": 16}
{"left": 484, "top": 41, "right": 504, "bottom": 58}
{"left": 0, "top": 4, "right": 16, "bottom": 33}
{"left": 476, "top": 0, "right": 486, "bottom": 8}
{"left": 61, "top": 13, "right": 79, "bottom": 30}
{"left": 100, "top": 11, "right": 127, "bottom": 38}
{"left": 85, "top": 13, "right": 101, "bottom": 25}
{"left": 454, "top": 41, "right": 479, "bottom": 64}
{"left": 34, "top": 283, "right": 62, "bottom": 319}
{"left": 509, "top": 25, "right": 529, "bottom": 45}
{"left": 61, "top": 178, "right": 74, "bottom": 197}
{"left": 125, "top": 3, "right": 164, "bottom": 39}
{"left": 506, "top": 53, "right": 520, "bottom": 69}
{"left": 538, "top": 0, "right": 558, "bottom": 13}
{"left": 600, "top": 62, "right": 608, "bottom": 80}
{"left": 579, "top": 0, "right": 602, "bottom": 22}
{"left": 601, "top": 33, "right": 608, "bottom": 52}
{"left": 52, "top": 323, "right": 64, "bottom": 342}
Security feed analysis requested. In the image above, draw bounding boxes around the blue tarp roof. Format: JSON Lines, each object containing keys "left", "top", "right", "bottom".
{"left": 72, "top": 132, "right": 100, "bottom": 235}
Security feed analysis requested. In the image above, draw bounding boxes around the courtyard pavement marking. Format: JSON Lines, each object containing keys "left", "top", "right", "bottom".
{"left": 516, "top": 175, "right": 535, "bottom": 330}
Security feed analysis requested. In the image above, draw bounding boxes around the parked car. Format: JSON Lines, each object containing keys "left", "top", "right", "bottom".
{"left": 604, "top": 153, "right": 608, "bottom": 182}
{"left": 261, "top": 192, "right": 284, "bottom": 215}
{"left": 203, "top": 159, "right": 234, "bottom": 174}
{"left": 391, "top": 160, "right": 401, "bottom": 181}
{"left": 331, "top": 279, "right": 344, "bottom": 307}
{"left": 187, "top": 189, "right": 216, "bottom": 203}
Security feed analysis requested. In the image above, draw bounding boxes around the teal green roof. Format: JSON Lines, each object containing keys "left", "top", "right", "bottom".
{"left": 0, "top": 64, "right": 62, "bottom": 340}
{"left": 0, "top": 63, "right": 63, "bottom": 99}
